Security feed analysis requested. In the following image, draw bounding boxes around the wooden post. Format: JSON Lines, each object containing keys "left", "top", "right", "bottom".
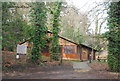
{"left": 59, "top": 45, "right": 63, "bottom": 65}
{"left": 91, "top": 48, "right": 94, "bottom": 61}
{"left": 80, "top": 47, "right": 83, "bottom": 62}
{"left": 89, "top": 54, "right": 91, "bottom": 63}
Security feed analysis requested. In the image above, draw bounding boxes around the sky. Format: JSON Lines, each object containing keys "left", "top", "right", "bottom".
{"left": 66, "top": 0, "right": 95, "bottom": 12}
{"left": 66, "top": 0, "right": 109, "bottom": 34}
{"left": 1, "top": 0, "right": 109, "bottom": 33}
{"left": 66, "top": 0, "right": 106, "bottom": 13}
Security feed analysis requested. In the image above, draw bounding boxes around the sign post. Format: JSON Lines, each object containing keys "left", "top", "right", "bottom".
{"left": 16, "top": 44, "right": 27, "bottom": 59}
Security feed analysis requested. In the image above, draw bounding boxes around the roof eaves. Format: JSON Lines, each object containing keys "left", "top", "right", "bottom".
{"left": 59, "top": 35, "right": 79, "bottom": 45}
{"left": 47, "top": 30, "right": 79, "bottom": 45}
{"left": 80, "top": 44, "right": 97, "bottom": 51}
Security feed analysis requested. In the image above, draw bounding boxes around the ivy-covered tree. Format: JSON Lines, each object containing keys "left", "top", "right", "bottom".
{"left": 2, "top": 2, "right": 29, "bottom": 51}
{"left": 50, "top": 2, "right": 62, "bottom": 61}
{"left": 107, "top": 1, "right": 120, "bottom": 72}
{"left": 0, "top": 2, "right": 1, "bottom": 71}
{"left": 29, "top": 2, "right": 48, "bottom": 63}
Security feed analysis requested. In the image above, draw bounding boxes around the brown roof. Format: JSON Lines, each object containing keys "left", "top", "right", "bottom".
{"left": 80, "top": 44, "right": 97, "bottom": 51}
{"left": 47, "top": 30, "right": 79, "bottom": 45}
{"left": 48, "top": 30, "right": 97, "bottom": 51}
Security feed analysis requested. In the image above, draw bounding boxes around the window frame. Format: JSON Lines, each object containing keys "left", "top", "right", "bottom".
{"left": 64, "top": 45, "right": 75, "bottom": 53}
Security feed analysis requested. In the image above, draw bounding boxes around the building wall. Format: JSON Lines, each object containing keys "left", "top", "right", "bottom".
{"left": 59, "top": 38, "right": 80, "bottom": 60}
{"left": 42, "top": 33, "right": 80, "bottom": 60}
{"left": 81, "top": 47, "right": 89, "bottom": 61}
{"left": 35, "top": 32, "right": 96, "bottom": 60}
{"left": 42, "top": 52, "right": 50, "bottom": 57}
{"left": 96, "top": 50, "right": 108, "bottom": 60}
{"left": 80, "top": 46, "right": 97, "bottom": 61}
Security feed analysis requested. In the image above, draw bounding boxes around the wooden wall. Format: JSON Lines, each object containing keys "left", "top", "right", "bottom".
{"left": 43, "top": 32, "right": 96, "bottom": 61}
{"left": 81, "top": 47, "right": 89, "bottom": 61}
{"left": 43, "top": 33, "right": 80, "bottom": 60}
{"left": 59, "top": 38, "right": 80, "bottom": 60}
{"left": 80, "top": 46, "right": 96, "bottom": 61}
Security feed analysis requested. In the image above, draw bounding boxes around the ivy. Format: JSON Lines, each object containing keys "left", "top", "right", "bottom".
{"left": 29, "top": 2, "right": 48, "bottom": 64}
{"left": 2, "top": 2, "right": 29, "bottom": 51}
{"left": 106, "top": 2, "right": 120, "bottom": 72}
{"left": 50, "top": 2, "right": 62, "bottom": 61}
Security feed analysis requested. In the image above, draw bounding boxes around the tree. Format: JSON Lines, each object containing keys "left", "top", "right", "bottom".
{"left": 106, "top": 1, "right": 120, "bottom": 72}
{"left": 50, "top": 2, "right": 62, "bottom": 61}
{"left": 0, "top": 2, "right": 2, "bottom": 50}
{"left": 80, "top": 1, "right": 110, "bottom": 52}
{"left": 60, "top": 5, "right": 89, "bottom": 44}
{"left": 29, "top": 2, "right": 48, "bottom": 63}
{"left": 2, "top": 2, "right": 29, "bottom": 51}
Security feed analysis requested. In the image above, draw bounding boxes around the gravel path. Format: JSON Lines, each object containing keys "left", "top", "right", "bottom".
{"left": 72, "top": 61, "right": 91, "bottom": 70}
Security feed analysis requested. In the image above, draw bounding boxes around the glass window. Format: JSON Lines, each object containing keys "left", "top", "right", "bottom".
{"left": 42, "top": 46, "right": 49, "bottom": 52}
{"left": 64, "top": 45, "right": 75, "bottom": 53}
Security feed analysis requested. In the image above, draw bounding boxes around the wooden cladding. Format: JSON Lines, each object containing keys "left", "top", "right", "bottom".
{"left": 43, "top": 31, "right": 97, "bottom": 60}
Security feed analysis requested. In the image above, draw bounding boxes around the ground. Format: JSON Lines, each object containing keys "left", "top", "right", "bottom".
{"left": 2, "top": 61, "right": 119, "bottom": 79}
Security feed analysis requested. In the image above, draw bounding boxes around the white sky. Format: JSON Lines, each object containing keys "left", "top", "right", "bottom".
{"left": 66, "top": 0, "right": 109, "bottom": 34}
{"left": 66, "top": 0, "right": 106, "bottom": 13}
{"left": 2, "top": 0, "right": 109, "bottom": 33}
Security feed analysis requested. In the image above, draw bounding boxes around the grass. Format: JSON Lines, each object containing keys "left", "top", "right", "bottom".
{"left": 92, "top": 60, "right": 107, "bottom": 63}
{"left": 69, "top": 59, "right": 81, "bottom": 62}
{"left": 41, "top": 55, "right": 50, "bottom": 62}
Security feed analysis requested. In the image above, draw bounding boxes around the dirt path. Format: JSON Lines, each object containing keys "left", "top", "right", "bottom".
{"left": 2, "top": 61, "right": 119, "bottom": 79}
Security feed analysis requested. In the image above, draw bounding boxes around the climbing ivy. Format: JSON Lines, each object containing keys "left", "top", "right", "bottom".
{"left": 50, "top": 2, "right": 62, "bottom": 61}
{"left": 106, "top": 1, "right": 120, "bottom": 72}
{"left": 2, "top": 2, "right": 29, "bottom": 51}
{"left": 29, "top": 2, "right": 48, "bottom": 64}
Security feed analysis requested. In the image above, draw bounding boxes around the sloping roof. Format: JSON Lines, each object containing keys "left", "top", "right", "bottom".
{"left": 47, "top": 30, "right": 79, "bottom": 45}
{"left": 59, "top": 35, "right": 79, "bottom": 45}
{"left": 80, "top": 44, "right": 97, "bottom": 51}
{"left": 20, "top": 30, "right": 97, "bottom": 51}
{"left": 48, "top": 30, "right": 97, "bottom": 51}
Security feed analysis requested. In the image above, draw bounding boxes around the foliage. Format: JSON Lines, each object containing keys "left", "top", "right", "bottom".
{"left": 74, "top": 28, "right": 84, "bottom": 44}
{"left": 60, "top": 6, "right": 87, "bottom": 44}
{"left": 50, "top": 2, "right": 62, "bottom": 61}
{"left": 29, "top": 2, "right": 48, "bottom": 63}
{"left": 2, "top": 2, "right": 29, "bottom": 51}
{"left": 106, "top": 2, "right": 120, "bottom": 72}
{"left": 0, "top": 2, "right": 2, "bottom": 50}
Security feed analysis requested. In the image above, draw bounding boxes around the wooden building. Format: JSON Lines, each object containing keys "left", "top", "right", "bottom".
{"left": 79, "top": 44, "right": 96, "bottom": 61}
{"left": 41, "top": 31, "right": 97, "bottom": 61}
{"left": 20, "top": 30, "right": 97, "bottom": 61}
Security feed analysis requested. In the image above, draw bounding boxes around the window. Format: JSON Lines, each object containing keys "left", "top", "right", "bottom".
{"left": 42, "top": 46, "right": 49, "bottom": 52}
{"left": 64, "top": 45, "right": 75, "bottom": 53}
